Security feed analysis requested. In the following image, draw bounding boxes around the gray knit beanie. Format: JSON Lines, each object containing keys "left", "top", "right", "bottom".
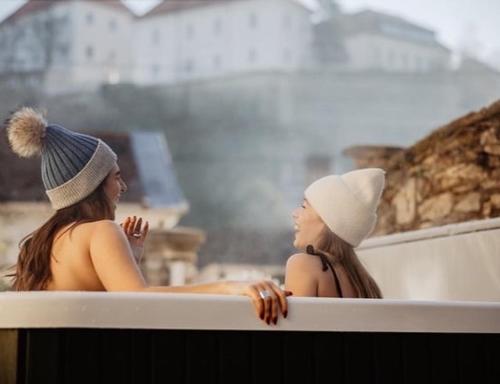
{"left": 5, "top": 107, "right": 117, "bottom": 210}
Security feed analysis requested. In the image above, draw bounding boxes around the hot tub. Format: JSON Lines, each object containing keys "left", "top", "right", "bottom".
{"left": 1, "top": 292, "right": 500, "bottom": 384}
{"left": 2, "top": 219, "right": 500, "bottom": 383}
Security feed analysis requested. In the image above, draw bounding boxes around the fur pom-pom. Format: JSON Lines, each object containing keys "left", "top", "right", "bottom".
{"left": 5, "top": 107, "right": 47, "bottom": 158}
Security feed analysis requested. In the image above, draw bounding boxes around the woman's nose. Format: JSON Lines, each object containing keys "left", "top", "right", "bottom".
{"left": 292, "top": 208, "right": 299, "bottom": 219}
{"left": 120, "top": 180, "right": 128, "bottom": 193}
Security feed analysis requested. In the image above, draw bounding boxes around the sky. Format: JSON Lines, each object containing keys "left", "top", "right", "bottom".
{"left": 0, "top": 0, "right": 499, "bottom": 68}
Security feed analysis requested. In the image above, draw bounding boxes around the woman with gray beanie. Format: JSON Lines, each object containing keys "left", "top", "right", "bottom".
{"left": 5, "top": 107, "right": 289, "bottom": 325}
{"left": 286, "top": 169, "right": 385, "bottom": 298}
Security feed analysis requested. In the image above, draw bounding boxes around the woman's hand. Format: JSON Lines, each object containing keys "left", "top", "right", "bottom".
{"left": 120, "top": 216, "right": 149, "bottom": 263}
{"left": 226, "top": 280, "right": 292, "bottom": 325}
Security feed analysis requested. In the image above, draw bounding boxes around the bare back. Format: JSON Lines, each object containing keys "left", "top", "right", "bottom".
{"left": 317, "top": 258, "right": 358, "bottom": 298}
{"left": 285, "top": 253, "right": 359, "bottom": 298}
{"left": 46, "top": 222, "right": 105, "bottom": 291}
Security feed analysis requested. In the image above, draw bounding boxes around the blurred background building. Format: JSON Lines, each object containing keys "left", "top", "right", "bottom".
{"left": 0, "top": 0, "right": 458, "bottom": 93}
{"left": 0, "top": 0, "right": 135, "bottom": 93}
{"left": 315, "top": 9, "right": 450, "bottom": 72}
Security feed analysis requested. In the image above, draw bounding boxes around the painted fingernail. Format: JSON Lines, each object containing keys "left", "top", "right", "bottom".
{"left": 273, "top": 318, "right": 277, "bottom": 325}
{"left": 284, "top": 311, "right": 288, "bottom": 318}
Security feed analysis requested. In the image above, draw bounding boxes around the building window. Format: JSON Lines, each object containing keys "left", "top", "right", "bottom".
{"left": 415, "top": 56, "right": 423, "bottom": 71}
{"left": 213, "top": 55, "right": 221, "bottom": 69}
{"left": 86, "top": 45, "right": 94, "bottom": 60}
{"left": 249, "top": 12, "right": 257, "bottom": 29}
{"left": 284, "top": 48, "right": 292, "bottom": 63}
{"left": 152, "top": 29, "right": 160, "bottom": 44}
{"left": 86, "top": 12, "right": 94, "bottom": 25}
{"left": 109, "top": 19, "right": 117, "bottom": 31}
{"left": 401, "top": 53, "right": 408, "bottom": 69}
{"left": 184, "top": 59, "right": 194, "bottom": 73}
{"left": 28, "top": 77, "right": 40, "bottom": 87}
{"left": 248, "top": 48, "right": 257, "bottom": 63}
{"left": 283, "top": 13, "right": 291, "bottom": 29}
{"left": 152, "top": 64, "right": 160, "bottom": 78}
{"left": 108, "top": 51, "right": 116, "bottom": 64}
{"left": 57, "top": 43, "right": 69, "bottom": 59}
{"left": 386, "top": 51, "right": 394, "bottom": 68}
{"left": 186, "top": 24, "right": 194, "bottom": 39}
{"left": 59, "top": 13, "right": 70, "bottom": 27}
{"left": 214, "top": 18, "right": 222, "bottom": 35}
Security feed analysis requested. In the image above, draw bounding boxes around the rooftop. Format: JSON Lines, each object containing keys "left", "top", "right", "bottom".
{"left": 0, "top": 0, "right": 132, "bottom": 27}
{"left": 141, "top": 0, "right": 309, "bottom": 19}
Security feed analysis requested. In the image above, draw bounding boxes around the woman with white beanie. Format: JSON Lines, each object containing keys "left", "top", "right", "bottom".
{"left": 5, "top": 107, "right": 290, "bottom": 325}
{"left": 285, "top": 169, "right": 385, "bottom": 298}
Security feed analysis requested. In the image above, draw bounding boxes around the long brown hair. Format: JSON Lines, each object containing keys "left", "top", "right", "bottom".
{"left": 10, "top": 180, "right": 114, "bottom": 291}
{"left": 309, "top": 227, "right": 383, "bottom": 298}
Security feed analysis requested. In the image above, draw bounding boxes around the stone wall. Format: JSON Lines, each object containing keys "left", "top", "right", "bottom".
{"left": 370, "top": 100, "right": 500, "bottom": 235}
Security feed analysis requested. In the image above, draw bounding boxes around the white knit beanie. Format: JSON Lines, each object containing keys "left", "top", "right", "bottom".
{"left": 304, "top": 168, "right": 386, "bottom": 247}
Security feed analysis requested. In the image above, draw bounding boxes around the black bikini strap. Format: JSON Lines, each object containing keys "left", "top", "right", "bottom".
{"left": 306, "top": 246, "right": 343, "bottom": 298}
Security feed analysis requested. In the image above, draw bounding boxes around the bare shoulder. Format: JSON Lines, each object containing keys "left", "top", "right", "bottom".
{"left": 71, "top": 220, "right": 123, "bottom": 242}
{"left": 285, "top": 253, "right": 320, "bottom": 296}
{"left": 72, "top": 219, "right": 117, "bottom": 233}
{"left": 88, "top": 219, "right": 121, "bottom": 231}
{"left": 286, "top": 253, "right": 322, "bottom": 272}
{"left": 55, "top": 219, "right": 117, "bottom": 240}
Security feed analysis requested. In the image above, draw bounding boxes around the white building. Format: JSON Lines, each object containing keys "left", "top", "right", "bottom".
{"left": 0, "top": 1, "right": 453, "bottom": 93}
{"left": 0, "top": 0, "right": 135, "bottom": 93}
{"left": 340, "top": 10, "right": 450, "bottom": 72}
{"left": 0, "top": 0, "right": 312, "bottom": 91}
{"left": 133, "top": 0, "right": 313, "bottom": 85}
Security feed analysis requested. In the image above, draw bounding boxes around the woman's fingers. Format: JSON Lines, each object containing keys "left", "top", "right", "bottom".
{"left": 131, "top": 216, "right": 137, "bottom": 235}
{"left": 143, "top": 221, "right": 149, "bottom": 239}
{"left": 268, "top": 282, "right": 289, "bottom": 318}
{"left": 256, "top": 283, "right": 273, "bottom": 325}
{"left": 134, "top": 217, "right": 142, "bottom": 234}
{"left": 123, "top": 217, "right": 130, "bottom": 233}
{"left": 125, "top": 216, "right": 134, "bottom": 235}
{"left": 247, "top": 285, "right": 265, "bottom": 320}
{"left": 262, "top": 281, "right": 280, "bottom": 324}
{"left": 240, "top": 282, "right": 290, "bottom": 325}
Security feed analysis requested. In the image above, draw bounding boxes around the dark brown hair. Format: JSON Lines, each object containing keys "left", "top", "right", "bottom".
{"left": 311, "top": 227, "right": 383, "bottom": 298}
{"left": 9, "top": 180, "right": 114, "bottom": 291}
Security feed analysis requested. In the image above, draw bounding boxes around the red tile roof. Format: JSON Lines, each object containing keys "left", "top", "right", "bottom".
{"left": 1, "top": 0, "right": 132, "bottom": 27}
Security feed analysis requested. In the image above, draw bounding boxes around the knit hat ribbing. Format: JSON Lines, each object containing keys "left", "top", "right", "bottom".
{"left": 304, "top": 168, "right": 386, "bottom": 247}
{"left": 6, "top": 107, "right": 117, "bottom": 210}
